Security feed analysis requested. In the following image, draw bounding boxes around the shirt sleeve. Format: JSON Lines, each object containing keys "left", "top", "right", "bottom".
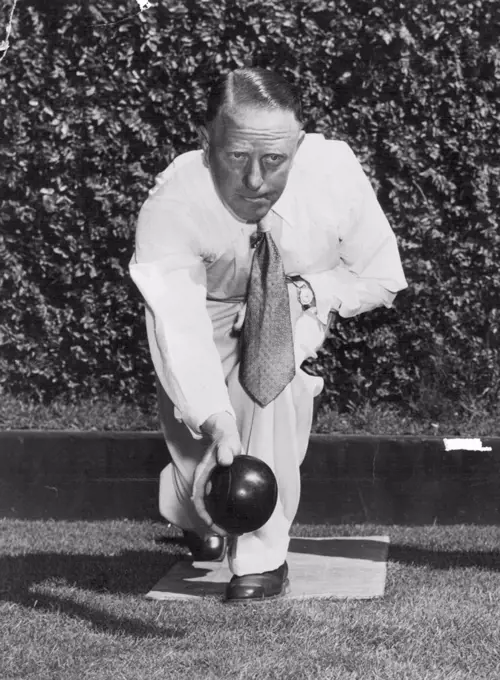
{"left": 303, "top": 141, "right": 408, "bottom": 323}
{"left": 129, "top": 190, "right": 235, "bottom": 438}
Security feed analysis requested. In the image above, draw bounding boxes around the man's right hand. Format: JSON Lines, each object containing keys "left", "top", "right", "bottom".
{"left": 191, "top": 412, "right": 243, "bottom": 535}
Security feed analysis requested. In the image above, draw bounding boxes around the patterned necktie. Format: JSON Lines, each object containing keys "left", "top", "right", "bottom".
{"left": 240, "top": 214, "right": 296, "bottom": 407}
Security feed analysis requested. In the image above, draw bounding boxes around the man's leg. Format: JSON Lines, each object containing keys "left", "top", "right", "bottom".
{"left": 157, "top": 384, "right": 210, "bottom": 535}
{"left": 157, "top": 300, "right": 242, "bottom": 535}
{"left": 156, "top": 300, "right": 327, "bottom": 578}
{"left": 226, "top": 361, "right": 323, "bottom": 576}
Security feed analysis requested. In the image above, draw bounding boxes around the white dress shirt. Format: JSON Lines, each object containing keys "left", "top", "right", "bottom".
{"left": 130, "top": 133, "right": 408, "bottom": 435}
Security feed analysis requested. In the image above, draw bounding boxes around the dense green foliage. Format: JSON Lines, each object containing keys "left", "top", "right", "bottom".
{"left": 1, "top": 0, "right": 499, "bottom": 414}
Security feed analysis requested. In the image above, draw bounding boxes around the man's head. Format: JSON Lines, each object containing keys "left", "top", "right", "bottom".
{"left": 199, "top": 68, "right": 305, "bottom": 223}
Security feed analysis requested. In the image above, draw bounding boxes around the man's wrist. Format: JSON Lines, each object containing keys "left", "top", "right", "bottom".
{"left": 201, "top": 411, "right": 236, "bottom": 436}
{"left": 286, "top": 275, "right": 317, "bottom": 310}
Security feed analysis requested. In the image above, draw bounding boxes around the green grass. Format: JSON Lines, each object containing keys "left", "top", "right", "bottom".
{"left": 1, "top": 392, "right": 500, "bottom": 435}
{"left": 313, "top": 401, "right": 500, "bottom": 436}
{"left": 2, "top": 520, "right": 500, "bottom": 679}
{"left": 0, "top": 394, "right": 160, "bottom": 432}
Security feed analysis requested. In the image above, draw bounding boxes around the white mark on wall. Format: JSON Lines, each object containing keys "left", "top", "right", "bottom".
{"left": 443, "top": 438, "right": 493, "bottom": 452}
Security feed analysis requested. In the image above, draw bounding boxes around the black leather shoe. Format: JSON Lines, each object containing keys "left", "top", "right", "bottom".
{"left": 225, "top": 562, "right": 289, "bottom": 602}
{"left": 183, "top": 530, "right": 227, "bottom": 562}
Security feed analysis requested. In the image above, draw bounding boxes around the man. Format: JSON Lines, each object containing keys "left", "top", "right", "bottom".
{"left": 130, "top": 67, "right": 407, "bottom": 602}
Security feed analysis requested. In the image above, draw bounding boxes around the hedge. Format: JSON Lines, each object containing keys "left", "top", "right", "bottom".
{"left": 1, "top": 0, "right": 499, "bottom": 414}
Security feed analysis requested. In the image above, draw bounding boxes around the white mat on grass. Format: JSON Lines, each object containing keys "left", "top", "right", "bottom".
{"left": 146, "top": 536, "right": 389, "bottom": 601}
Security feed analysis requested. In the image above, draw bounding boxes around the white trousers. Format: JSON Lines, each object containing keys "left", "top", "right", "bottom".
{"left": 157, "top": 297, "right": 327, "bottom": 576}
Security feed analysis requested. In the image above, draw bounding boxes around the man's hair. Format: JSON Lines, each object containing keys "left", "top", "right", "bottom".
{"left": 205, "top": 67, "right": 303, "bottom": 125}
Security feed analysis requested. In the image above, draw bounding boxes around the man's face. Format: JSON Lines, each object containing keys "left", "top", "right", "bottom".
{"left": 201, "top": 105, "right": 304, "bottom": 223}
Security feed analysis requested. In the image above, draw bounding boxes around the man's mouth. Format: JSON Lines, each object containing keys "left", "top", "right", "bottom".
{"left": 241, "top": 195, "right": 269, "bottom": 202}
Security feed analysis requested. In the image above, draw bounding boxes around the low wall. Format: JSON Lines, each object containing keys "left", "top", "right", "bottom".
{"left": 1, "top": 432, "right": 499, "bottom": 524}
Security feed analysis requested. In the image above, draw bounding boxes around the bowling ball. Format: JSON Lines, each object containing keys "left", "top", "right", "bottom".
{"left": 204, "top": 455, "right": 278, "bottom": 535}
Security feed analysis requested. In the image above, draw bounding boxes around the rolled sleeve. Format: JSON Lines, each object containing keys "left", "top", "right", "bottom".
{"left": 304, "top": 142, "right": 407, "bottom": 321}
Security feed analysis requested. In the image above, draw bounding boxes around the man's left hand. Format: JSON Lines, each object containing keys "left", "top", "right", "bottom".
{"left": 233, "top": 303, "right": 246, "bottom": 333}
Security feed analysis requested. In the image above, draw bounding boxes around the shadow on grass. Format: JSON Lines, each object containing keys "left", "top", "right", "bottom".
{"left": 0, "top": 548, "right": 190, "bottom": 639}
{"left": 3, "top": 537, "right": 500, "bottom": 639}
{"left": 389, "top": 545, "right": 500, "bottom": 571}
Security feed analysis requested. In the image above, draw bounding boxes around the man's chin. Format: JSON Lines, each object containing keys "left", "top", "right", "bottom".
{"left": 231, "top": 200, "right": 271, "bottom": 224}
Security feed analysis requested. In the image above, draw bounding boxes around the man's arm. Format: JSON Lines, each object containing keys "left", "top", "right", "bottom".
{"left": 303, "top": 141, "right": 408, "bottom": 324}
{"left": 130, "top": 191, "right": 236, "bottom": 438}
{"left": 131, "top": 186, "right": 245, "bottom": 532}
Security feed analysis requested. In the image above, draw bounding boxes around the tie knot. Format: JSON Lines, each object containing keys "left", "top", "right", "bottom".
{"left": 251, "top": 215, "right": 272, "bottom": 248}
{"left": 257, "top": 216, "right": 272, "bottom": 233}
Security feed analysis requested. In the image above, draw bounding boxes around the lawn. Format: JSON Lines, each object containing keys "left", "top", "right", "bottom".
{"left": 2, "top": 520, "right": 500, "bottom": 680}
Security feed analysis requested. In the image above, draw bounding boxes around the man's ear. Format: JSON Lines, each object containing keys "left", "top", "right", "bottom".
{"left": 198, "top": 125, "right": 210, "bottom": 167}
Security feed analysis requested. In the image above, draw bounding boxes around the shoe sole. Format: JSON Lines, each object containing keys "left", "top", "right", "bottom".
{"left": 223, "top": 578, "right": 290, "bottom": 604}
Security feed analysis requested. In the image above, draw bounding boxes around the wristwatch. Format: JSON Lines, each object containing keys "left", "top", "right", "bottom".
{"left": 286, "top": 275, "right": 317, "bottom": 311}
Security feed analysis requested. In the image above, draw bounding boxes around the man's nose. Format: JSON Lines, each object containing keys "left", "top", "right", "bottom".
{"left": 243, "top": 160, "right": 264, "bottom": 192}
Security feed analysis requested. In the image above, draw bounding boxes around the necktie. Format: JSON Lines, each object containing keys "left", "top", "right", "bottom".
{"left": 240, "top": 214, "right": 296, "bottom": 407}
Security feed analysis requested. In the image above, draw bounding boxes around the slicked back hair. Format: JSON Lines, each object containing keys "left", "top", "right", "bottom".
{"left": 205, "top": 67, "right": 303, "bottom": 126}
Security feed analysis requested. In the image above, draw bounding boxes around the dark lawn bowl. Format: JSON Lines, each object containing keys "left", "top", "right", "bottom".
{"left": 204, "top": 455, "right": 278, "bottom": 535}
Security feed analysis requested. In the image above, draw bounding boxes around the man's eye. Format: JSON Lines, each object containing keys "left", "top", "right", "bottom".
{"left": 229, "top": 152, "right": 246, "bottom": 160}
{"left": 266, "top": 154, "right": 283, "bottom": 164}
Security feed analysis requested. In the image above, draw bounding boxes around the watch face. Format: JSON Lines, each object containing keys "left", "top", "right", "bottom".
{"left": 299, "top": 287, "right": 314, "bottom": 306}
